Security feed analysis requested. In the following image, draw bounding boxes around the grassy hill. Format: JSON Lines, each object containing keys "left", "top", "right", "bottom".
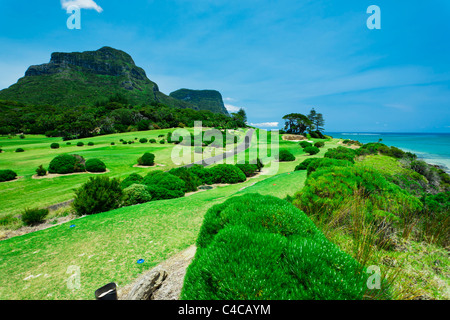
{"left": 0, "top": 131, "right": 448, "bottom": 301}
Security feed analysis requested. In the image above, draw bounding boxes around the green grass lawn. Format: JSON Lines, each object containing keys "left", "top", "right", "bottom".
{"left": 0, "top": 129, "right": 333, "bottom": 300}
{"left": 0, "top": 128, "right": 247, "bottom": 218}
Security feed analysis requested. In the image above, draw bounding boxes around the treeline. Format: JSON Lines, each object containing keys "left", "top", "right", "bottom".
{"left": 281, "top": 108, "right": 325, "bottom": 137}
{"left": 0, "top": 94, "right": 247, "bottom": 139}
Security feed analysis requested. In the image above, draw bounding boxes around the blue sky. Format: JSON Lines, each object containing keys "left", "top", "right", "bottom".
{"left": 0, "top": 0, "right": 449, "bottom": 132}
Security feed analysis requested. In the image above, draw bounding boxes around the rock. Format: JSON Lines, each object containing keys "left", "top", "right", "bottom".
{"left": 117, "top": 245, "right": 197, "bottom": 300}
{"left": 124, "top": 268, "right": 168, "bottom": 300}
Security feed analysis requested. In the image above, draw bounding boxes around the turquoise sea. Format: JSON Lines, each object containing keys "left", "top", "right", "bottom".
{"left": 326, "top": 132, "right": 450, "bottom": 173}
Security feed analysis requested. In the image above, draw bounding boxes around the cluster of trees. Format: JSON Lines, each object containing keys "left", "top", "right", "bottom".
{"left": 282, "top": 108, "right": 325, "bottom": 135}
{"left": 0, "top": 94, "right": 248, "bottom": 139}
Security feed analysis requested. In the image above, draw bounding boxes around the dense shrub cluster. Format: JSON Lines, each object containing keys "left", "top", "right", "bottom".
{"left": 122, "top": 184, "right": 152, "bottom": 206}
{"left": 305, "top": 158, "right": 354, "bottom": 176}
{"left": 356, "top": 143, "right": 416, "bottom": 160}
{"left": 120, "top": 173, "right": 143, "bottom": 189}
{"left": 343, "top": 139, "right": 363, "bottom": 147}
{"left": 182, "top": 194, "right": 368, "bottom": 300}
{"left": 48, "top": 154, "right": 86, "bottom": 174}
{"left": 208, "top": 164, "right": 247, "bottom": 184}
{"left": 15, "top": 148, "right": 24, "bottom": 153}
{"left": 293, "top": 166, "right": 423, "bottom": 218}
{"left": 309, "top": 131, "right": 325, "bottom": 139}
{"left": 186, "top": 165, "right": 213, "bottom": 185}
{"left": 420, "top": 191, "right": 450, "bottom": 246}
{"left": 324, "top": 146, "right": 357, "bottom": 163}
{"left": 235, "top": 164, "right": 258, "bottom": 177}
{"left": 50, "top": 143, "right": 60, "bottom": 149}
{"left": 143, "top": 171, "right": 186, "bottom": 200}
{"left": 73, "top": 176, "right": 123, "bottom": 216}
{"left": 294, "top": 158, "right": 316, "bottom": 171}
{"left": 168, "top": 167, "right": 202, "bottom": 192}
{"left": 0, "top": 169, "right": 17, "bottom": 182}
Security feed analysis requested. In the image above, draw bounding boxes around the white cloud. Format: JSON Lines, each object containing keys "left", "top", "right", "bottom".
{"left": 248, "top": 122, "right": 279, "bottom": 128}
{"left": 225, "top": 104, "right": 242, "bottom": 113}
{"left": 61, "top": 0, "right": 103, "bottom": 13}
{"left": 224, "top": 97, "right": 237, "bottom": 102}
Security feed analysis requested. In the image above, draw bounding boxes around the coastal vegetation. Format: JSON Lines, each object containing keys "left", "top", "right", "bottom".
{"left": 0, "top": 124, "right": 448, "bottom": 301}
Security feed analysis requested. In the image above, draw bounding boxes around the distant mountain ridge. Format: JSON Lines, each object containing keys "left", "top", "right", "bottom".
{"left": 0, "top": 47, "right": 229, "bottom": 115}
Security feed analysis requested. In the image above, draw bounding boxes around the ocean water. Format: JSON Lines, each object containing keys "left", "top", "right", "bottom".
{"left": 326, "top": 132, "right": 450, "bottom": 173}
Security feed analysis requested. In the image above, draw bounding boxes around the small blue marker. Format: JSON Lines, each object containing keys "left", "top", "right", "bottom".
{"left": 70, "top": 224, "right": 76, "bottom": 228}
{"left": 137, "top": 259, "right": 145, "bottom": 264}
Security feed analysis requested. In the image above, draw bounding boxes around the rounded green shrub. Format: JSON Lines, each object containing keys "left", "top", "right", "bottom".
{"left": 88, "top": 142, "right": 95, "bottom": 146}
{"left": 121, "top": 173, "right": 144, "bottom": 190}
{"left": 21, "top": 208, "right": 49, "bottom": 226}
{"left": 48, "top": 154, "right": 86, "bottom": 174}
{"left": 123, "top": 184, "right": 152, "bottom": 206}
{"left": 304, "top": 146, "right": 320, "bottom": 155}
{"left": 276, "top": 149, "right": 295, "bottom": 162}
{"left": 160, "top": 139, "right": 165, "bottom": 144}
{"left": 85, "top": 158, "right": 107, "bottom": 173}
{"left": 208, "top": 164, "right": 247, "bottom": 184}
{"left": 77, "top": 142, "right": 84, "bottom": 147}
{"left": 137, "top": 153, "right": 155, "bottom": 166}
{"left": 73, "top": 176, "right": 123, "bottom": 216}
{"left": 15, "top": 148, "right": 25, "bottom": 153}
{"left": 182, "top": 194, "right": 369, "bottom": 300}
{"left": 143, "top": 171, "right": 186, "bottom": 200}
{"left": 314, "top": 141, "right": 325, "bottom": 148}
{"left": 149, "top": 139, "right": 157, "bottom": 144}
{"left": 0, "top": 169, "right": 17, "bottom": 182}
{"left": 139, "top": 138, "right": 148, "bottom": 144}
{"left": 50, "top": 143, "right": 60, "bottom": 149}
{"left": 299, "top": 141, "right": 313, "bottom": 148}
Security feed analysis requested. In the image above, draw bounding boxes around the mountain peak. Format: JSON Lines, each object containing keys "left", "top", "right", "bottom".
{"left": 25, "top": 47, "right": 142, "bottom": 79}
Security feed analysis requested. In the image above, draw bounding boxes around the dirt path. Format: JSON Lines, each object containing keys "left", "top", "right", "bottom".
{"left": 183, "top": 129, "right": 255, "bottom": 168}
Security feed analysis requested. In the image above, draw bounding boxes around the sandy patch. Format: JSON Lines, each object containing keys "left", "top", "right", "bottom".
{"left": 0, "top": 214, "right": 77, "bottom": 241}
{"left": 0, "top": 176, "right": 24, "bottom": 183}
{"left": 282, "top": 134, "right": 307, "bottom": 141}
{"left": 32, "top": 169, "right": 110, "bottom": 179}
